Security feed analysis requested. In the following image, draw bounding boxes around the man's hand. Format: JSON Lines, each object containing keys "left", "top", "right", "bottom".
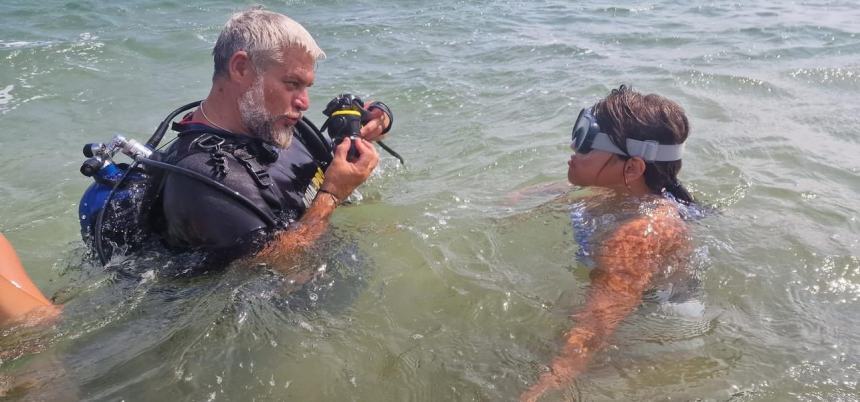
{"left": 253, "top": 137, "right": 379, "bottom": 269}
{"left": 359, "top": 103, "right": 391, "bottom": 142}
{"left": 320, "top": 137, "right": 379, "bottom": 201}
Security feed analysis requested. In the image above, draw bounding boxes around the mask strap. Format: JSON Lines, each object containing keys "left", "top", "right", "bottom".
{"left": 625, "top": 139, "right": 684, "bottom": 161}
{"left": 590, "top": 133, "right": 684, "bottom": 162}
{"left": 590, "top": 133, "right": 626, "bottom": 155}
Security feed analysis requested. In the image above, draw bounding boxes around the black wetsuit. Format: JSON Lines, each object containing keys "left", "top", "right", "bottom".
{"left": 159, "top": 116, "right": 328, "bottom": 251}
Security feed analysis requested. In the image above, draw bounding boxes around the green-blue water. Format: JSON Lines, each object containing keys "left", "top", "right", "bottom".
{"left": 2, "top": 1, "right": 858, "bottom": 400}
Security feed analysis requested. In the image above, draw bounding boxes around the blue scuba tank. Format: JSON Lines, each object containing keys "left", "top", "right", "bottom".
{"left": 78, "top": 161, "right": 122, "bottom": 241}
{"left": 78, "top": 137, "right": 161, "bottom": 262}
{"left": 79, "top": 164, "right": 153, "bottom": 243}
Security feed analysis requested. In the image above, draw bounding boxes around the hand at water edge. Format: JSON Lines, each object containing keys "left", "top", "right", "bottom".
{"left": 520, "top": 356, "right": 583, "bottom": 402}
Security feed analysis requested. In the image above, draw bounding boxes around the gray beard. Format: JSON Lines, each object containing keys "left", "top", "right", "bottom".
{"left": 238, "top": 77, "right": 293, "bottom": 148}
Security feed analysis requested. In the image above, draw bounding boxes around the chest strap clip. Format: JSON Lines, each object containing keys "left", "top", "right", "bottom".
{"left": 192, "top": 134, "right": 229, "bottom": 178}
{"left": 232, "top": 148, "right": 273, "bottom": 189}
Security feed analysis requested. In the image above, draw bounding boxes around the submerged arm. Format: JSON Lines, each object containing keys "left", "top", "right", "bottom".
{"left": 522, "top": 213, "right": 682, "bottom": 401}
{"left": 253, "top": 188, "right": 337, "bottom": 268}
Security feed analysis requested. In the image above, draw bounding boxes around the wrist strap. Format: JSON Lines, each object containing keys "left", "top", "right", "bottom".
{"left": 367, "top": 101, "right": 393, "bottom": 134}
{"left": 317, "top": 188, "right": 341, "bottom": 205}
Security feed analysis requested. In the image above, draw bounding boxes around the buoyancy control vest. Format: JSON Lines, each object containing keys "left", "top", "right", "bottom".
{"left": 78, "top": 101, "right": 334, "bottom": 265}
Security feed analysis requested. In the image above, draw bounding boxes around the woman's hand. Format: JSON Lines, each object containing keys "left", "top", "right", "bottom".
{"left": 520, "top": 370, "right": 564, "bottom": 402}
{"left": 520, "top": 341, "right": 588, "bottom": 402}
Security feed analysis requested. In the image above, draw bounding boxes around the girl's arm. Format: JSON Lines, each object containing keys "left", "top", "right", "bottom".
{"left": 522, "top": 213, "right": 684, "bottom": 401}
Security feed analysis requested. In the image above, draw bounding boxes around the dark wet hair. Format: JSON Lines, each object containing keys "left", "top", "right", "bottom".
{"left": 593, "top": 85, "right": 694, "bottom": 204}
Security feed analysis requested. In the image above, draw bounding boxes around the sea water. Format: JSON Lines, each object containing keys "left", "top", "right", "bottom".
{"left": 1, "top": 1, "right": 858, "bottom": 400}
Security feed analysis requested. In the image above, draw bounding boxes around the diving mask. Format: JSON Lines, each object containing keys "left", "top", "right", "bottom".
{"left": 571, "top": 107, "right": 684, "bottom": 162}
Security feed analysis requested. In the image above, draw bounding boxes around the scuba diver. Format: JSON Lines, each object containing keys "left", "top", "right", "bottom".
{"left": 521, "top": 85, "right": 698, "bottom": 402}
{"left": 77, "top": 8, "right": 397, "bottom": 269}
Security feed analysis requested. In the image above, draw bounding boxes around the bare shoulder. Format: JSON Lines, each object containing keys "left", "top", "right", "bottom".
{"left": 595, "top": 199, "right": 688, "bottom": 271}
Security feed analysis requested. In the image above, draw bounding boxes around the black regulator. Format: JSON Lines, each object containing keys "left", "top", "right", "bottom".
{"left": 320, "top": 94, "right": 403, "bottom": 164}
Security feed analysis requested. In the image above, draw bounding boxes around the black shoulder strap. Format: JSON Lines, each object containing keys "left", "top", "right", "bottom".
{"left": 295, "top": 117, "right": 333, "bottom": 168}
{"left": 164, "top": 130, "right": 287, "bottom": 223}
{"left": 166, "top": 119, "right": 330, "bottom": 214}
{"left": 172, "top": 118, "right": 332, "bottom": 167}
{"left": 231, "top": 146, "right": 287, "bottom": 214}
{"left": 230, "top": 146, "right": 272, "bottom": 189}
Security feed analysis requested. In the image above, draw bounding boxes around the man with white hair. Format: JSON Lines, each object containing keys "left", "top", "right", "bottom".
{"left": 157, "top": 8, "right": 391, "bottom": 265}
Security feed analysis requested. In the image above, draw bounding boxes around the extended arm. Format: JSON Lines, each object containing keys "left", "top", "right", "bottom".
{"left": 0, "top": 234, "right": 60, "bottom": 326}
{"left": 522, "top": 214, "right": 679, "bottom": 401}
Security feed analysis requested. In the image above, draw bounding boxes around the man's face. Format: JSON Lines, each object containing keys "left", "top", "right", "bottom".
{"left": 239, "top": 46, "right": 315, "bottom": 148}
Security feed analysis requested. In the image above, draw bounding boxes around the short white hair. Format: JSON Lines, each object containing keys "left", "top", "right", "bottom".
{"left": 212, "top": 7, "right": 325, "bottom": 79}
